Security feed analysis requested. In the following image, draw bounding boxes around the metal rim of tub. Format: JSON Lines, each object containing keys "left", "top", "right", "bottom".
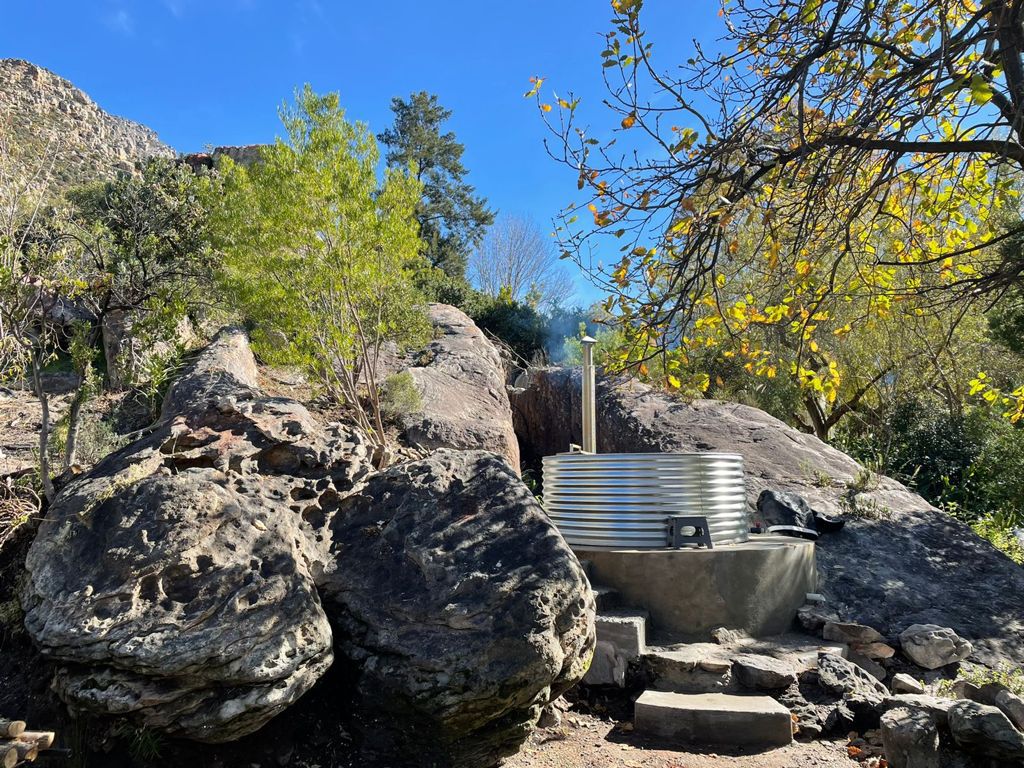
{"left": 542, "top": 452, "right": 748, "bottom": 549}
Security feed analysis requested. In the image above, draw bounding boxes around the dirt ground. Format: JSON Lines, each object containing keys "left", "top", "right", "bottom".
{"left": 505, "top": 712, "right": 860, "bottom": 768}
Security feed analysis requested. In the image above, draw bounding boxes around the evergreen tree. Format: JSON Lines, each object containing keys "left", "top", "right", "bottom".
{"left": 378, "top": 92, "right": 494, "bottom": 280}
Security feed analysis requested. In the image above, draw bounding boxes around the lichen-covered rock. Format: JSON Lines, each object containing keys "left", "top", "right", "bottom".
{"left": 512, "top": 368, "right": 1024, "bottom": 668}
{"left": 318, "top": 449, "right": 595, "bottom": 767}
{"left": 396, "top": 304, "right": 520, "bottom": 472}
{"left": 22, "top": 329, "right": 372, "bottom": 742}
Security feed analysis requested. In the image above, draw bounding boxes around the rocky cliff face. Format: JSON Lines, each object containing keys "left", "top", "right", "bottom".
{"left": 0, "top": 59, "right": 173, "bottom": 191}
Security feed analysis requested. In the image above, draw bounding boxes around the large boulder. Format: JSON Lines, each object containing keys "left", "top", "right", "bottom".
{"left": 22, "top": 330, "right": 594, "bottom": 763}
{"left": 395, "top": 304, "right": 520, "bottom": 472}
{"left": 512, "top": 368, "right": 1024, "bottom": 668}
{"left": 21, "top": 329, "right": 369, "bottom": 742}
{"left": 318, "top": 448, "right": 595, "bottom": 767}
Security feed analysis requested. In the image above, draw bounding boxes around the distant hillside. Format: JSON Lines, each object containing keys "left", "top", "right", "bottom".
{"left": 0, "top": 58, "right": 174, "bottom": 192}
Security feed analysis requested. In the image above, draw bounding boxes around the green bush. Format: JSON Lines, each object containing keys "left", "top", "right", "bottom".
{"left": 380, "top": 371, "right": 422, "bottom": 421}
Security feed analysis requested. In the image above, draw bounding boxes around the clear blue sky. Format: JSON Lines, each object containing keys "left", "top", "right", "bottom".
{"left": 1, "top": 1, "right": 723, "bottom": 304}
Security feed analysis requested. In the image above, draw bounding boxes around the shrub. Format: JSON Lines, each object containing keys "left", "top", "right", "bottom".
{"left": 380, "top": 371, "right": 422, "bottom": 421}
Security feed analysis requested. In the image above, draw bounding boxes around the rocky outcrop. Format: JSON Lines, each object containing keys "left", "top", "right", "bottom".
{"left": 396, "top": 304, "right": 520, "bottom": 472}
{"left": 319, "top": 449, "right": 594, "bottom": 766}
{"left": 21, "top": 329, "right": 369, "bottom": 742}
{"left": 22, "top": 330, "right": 593, "bottom": 762}
{"left": 512, "top": 368, "right": 1024, "bottom": 668}
{"left": 0, "top": 59, "right": 173, "bottom": 192}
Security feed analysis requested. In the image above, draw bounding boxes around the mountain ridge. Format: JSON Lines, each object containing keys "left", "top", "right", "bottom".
{"left": 0, "top": 58, "right": 174, "bottom": 192}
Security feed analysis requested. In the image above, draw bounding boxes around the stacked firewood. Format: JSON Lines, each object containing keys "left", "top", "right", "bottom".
{"left": 0, "top": 720, "right": 56, "bottom": 767}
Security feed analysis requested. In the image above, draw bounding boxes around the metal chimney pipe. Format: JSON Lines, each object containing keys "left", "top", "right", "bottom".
{"left": 581, "top": 336, "right": 597, "bottom": 454}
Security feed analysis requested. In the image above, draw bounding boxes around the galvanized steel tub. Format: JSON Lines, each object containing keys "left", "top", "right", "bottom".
{"left": 542, "top": 452, "right": 748, "bottom": 549}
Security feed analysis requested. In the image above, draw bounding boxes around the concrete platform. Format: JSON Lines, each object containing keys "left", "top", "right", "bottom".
{"left": 634, "top": 690, "right": 793, "bottom": 748}
{"left": 579, "top": 535, "right": 816, "bottom": 640}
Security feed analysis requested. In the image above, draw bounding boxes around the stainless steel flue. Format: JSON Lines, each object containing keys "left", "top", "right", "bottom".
{"left": 580, "top": 336, "right": 597, "bottom": 454}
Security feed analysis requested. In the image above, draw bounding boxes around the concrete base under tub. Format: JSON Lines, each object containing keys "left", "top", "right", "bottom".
{"left": 578, "top": 535, "right": 816, "bottom": 641}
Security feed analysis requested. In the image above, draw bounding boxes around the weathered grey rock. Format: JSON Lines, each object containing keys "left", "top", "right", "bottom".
{"left": 899, "top": 624, "right": 973, "bottom": 670}
{"left": 824, "top": 621, "right": 885, "bottom": 645}
{"left": 22, "top": 329, "right": 370, "bottom": 742}
{"left": 817, "top": 653, "right": 888, "bottom": 713}
{"left": 964, "top": 682, "right": 1024, "bottom": 732}
{"left": 854, "top": 641, "right": 897, "bottom": 660}
{"left": 848, "top": 648, "right": 887, "bottom": 682}
{"left": 396, "top": 304, "right": 520, "bottom": 472}
{"left": 880, "top": 695, "right": 954, "bottom": 727}
{"left": 511, "top": 368, "right": 1024, "bottom": 669}
{"left": 948, "top": 700, "right": 1024, "bottom": 761}
{"left": 798, "top": 604, "right": 838, "bottom": 634}
{"left": 732, "top": 654, "right": 797, "bottom": 690}
{"left": 994, "top": 689, "right": 1024, "bottom": 733}
{"left": 317, "top": 449, "right": 595, "bottom": 767}
{"left": 881, "top": 707, "right": 940, "bottom": 768}
{"left": 891, "top": 673, "right": 926, "bottom": 695}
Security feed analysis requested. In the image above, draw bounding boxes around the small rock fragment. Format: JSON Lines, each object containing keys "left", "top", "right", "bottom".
{"left": 891, "top": 674, "right": 925, "bottom": 695}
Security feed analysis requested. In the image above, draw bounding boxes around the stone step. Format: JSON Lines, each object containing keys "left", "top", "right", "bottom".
{"left": 634, "top": 690, "right": 794, "bottom": 749}
{"left": 641, "top": 635, "right": 848, "bottom": 694}
{"left": 583, "top": 611, "right": 648, "bottom": 687}
{"left": 642, "top": 645, "right": 734, "bottom": 693}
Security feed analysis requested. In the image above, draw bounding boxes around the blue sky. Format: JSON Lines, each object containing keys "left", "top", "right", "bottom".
{"left": 1, "top": 1, "right": 723, "bottom": 303}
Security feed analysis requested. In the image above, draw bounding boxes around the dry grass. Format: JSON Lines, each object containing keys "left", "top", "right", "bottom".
{"left": 0, "top": 474, "right": 41, "bottom": 551}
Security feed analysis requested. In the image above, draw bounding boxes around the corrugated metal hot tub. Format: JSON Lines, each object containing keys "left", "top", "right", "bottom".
{"left": 542, "top": 451, "right": 748, "bottom": 549}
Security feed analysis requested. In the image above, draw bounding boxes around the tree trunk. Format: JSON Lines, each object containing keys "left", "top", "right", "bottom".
{"left": 803, "top": 394, "right": 832, "bottom": 442}
{"left": 30, "top": 356, "right": 56, "bottom": 503}
{"left": 63, "top": 382, "right": 86, "bottom": 469}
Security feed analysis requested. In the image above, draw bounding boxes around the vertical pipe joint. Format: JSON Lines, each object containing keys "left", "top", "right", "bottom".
{"left": 581, "top": 336, "right": 597, "bottom": 454}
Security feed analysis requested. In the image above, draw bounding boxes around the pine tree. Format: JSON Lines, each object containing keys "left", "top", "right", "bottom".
{"left": 378, "top": 92, "right": 494, "bottom": 280}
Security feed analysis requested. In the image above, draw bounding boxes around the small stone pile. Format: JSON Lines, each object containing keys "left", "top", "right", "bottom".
{"left": 785, "top": 593, "right": 1024, "bottom": 766}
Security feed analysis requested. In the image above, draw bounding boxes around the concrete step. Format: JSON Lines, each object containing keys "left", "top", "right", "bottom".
{"left": 634, "top": 690, "right": 793, "bottom": 749}
{"left": 583, "top": 611, "right": 648, "bottom": 687}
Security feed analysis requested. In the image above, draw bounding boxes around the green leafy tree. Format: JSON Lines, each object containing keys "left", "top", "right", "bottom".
{"left": 1, "top": 126, "right": 212, "bottom": 495}
{"left": 534, "top": 0, "right": 1024, "bottom": 419}
{"left": 211, "top": 86, "right": 428, "bottom": 452}
{"left": 378, "top": 91, "right": 494, "bottom": 280}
